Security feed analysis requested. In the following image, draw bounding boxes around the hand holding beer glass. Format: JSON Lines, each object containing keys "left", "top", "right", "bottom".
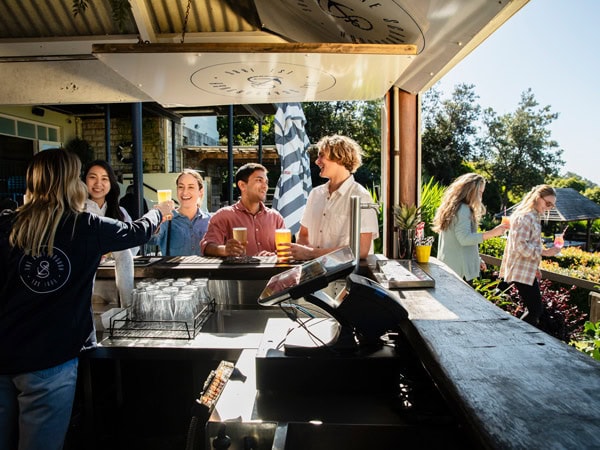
{"left": 156, "top": 189, "right": 173, "bottom": 221}
{"left": 232, "top": 227, "right": 248, "bottom": 256}
{"left": 275, "top": 228, "right": 292, "bottom": 263}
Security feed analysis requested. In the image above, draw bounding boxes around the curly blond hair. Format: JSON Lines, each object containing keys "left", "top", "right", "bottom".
{"left": 316, "top": 135, "right": 363, "bottom": 173}
{"left": 432, "top": 173, "right": 487, "bottom": 233}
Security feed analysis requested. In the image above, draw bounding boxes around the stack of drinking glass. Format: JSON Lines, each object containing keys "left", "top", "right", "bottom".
{"left": 113, "top": 277, "right": 213, "bottom": 339}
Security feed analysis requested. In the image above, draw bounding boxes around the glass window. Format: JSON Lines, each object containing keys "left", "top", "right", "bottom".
{"left": 17, "top": 121, "right": 36, "bottom": 139}
{"left": 48, "top": 127, "right": 58, "bottom": 141}
{"left": 0, "top": 116, "right": 15, "bottom": 136}
{"left": 37, "top": 125, "right": 47, "bottom": 140}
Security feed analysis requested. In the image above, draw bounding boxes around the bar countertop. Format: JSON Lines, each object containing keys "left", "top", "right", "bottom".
{"left": 205, "top": 256, "right": 600, "bottom": 450}
{"left": 90, "top": 255, "right": 600, "bottom": 449}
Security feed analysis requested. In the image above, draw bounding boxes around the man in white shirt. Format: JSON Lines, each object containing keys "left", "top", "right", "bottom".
{"left": 288, "top": 135, "right": 379, "bottom": 261}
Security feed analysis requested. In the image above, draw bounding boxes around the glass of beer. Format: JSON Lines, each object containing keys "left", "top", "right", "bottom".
{"left": 232, "top": 227, "right": 248, "bottom": 255}
{"left": 157, "top": 189, "right": 172, "bottom": 203}
{"left": 275, "top": 228, "right": 292, "bottom": 263}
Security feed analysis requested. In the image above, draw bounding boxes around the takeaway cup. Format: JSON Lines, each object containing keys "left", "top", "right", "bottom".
{"left": 415, "top": 245, "right": 432, "bottom": 263}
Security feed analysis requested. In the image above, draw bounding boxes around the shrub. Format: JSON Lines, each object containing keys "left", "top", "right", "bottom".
{"left": 570, "top": 321, "right": 600, "bottom": 361}
{"left": 541, "top": 246, "right": 600, "bottom": 283}
{"left": 473, "top": 277, "right": 587, "bottom": 343}
{"left": 479, "top": 236, "right": 506, "bottom": 259}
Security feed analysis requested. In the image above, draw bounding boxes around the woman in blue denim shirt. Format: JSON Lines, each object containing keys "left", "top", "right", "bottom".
{"left": 150, "top": 169, "right": 210, "bottom": 256}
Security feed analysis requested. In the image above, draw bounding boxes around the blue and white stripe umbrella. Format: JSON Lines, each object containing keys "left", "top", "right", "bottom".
{"left": 272, "top": 103, "right": 312, "bottom": 235}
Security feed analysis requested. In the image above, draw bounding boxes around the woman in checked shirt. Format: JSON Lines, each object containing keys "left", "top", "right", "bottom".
{"left": 499, "top": 185, "right": 561, "bottom": 326}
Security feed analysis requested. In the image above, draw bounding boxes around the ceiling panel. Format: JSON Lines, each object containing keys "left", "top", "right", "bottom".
{"left": 0, "top": 0, "right": 530, "bottom": 109}
{"left": 94, "top": 43, "right": 416, "bottom": 107}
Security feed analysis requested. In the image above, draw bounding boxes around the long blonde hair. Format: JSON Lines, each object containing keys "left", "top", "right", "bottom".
{"left": 432, "top": 173, "right": 486, "bottom": 232}
{"left": 511, "top": 184, "right": 556, "bottom": 220}
{"left": 10, "top": 149, "right": 88, "bottom": 256}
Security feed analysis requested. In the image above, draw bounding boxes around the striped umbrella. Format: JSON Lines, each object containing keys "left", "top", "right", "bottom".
{"left": 272, "top": 103, "right": 312, "bottom": 235}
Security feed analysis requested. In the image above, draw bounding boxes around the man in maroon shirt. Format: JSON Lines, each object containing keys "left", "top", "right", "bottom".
{"left": 201, "top": 163, "right": 285, "bottom": 257}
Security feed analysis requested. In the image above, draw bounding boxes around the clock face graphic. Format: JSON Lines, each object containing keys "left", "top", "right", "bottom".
{"left": 191, "top": 61, "right": 337, "bottom": 100}
{"left": 272, "top": 0, "right": 425, "bottom": 50}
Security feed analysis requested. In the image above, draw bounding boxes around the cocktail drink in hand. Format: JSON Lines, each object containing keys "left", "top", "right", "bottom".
{"left": 232, "top": 227, "right": 248, "bottom": 255}
{"left": 554, "top": 233, "right": 564, "bottom": 256}
{"left": 275, "top": 228, "right": 292, "bottom": 263}
{"left": 501, "top": 216, "right": 510, "bottom": 236}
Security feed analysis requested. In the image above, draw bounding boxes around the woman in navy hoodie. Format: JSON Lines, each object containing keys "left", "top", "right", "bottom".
{"left": 0, "top": 149, "right": 173, "bottom": 450}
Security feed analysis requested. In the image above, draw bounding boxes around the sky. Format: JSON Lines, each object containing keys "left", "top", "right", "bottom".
{"left": 436, "top": 0, "right": 600, "bottom": 186}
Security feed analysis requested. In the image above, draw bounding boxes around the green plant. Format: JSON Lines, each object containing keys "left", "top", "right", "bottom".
{"left": 72, "top": 0, "right": 131, "bottom": 32}
{"left": 393, "top": 203, "right": 421, "bottom": 230}
{"left": 474, "top": 277, "right": 586, "bottom": 343}
{"left": 420, "top": 177, "right": 446, "bottom": 252}
{"left": 541, "top": 247, "right": 600, "bottom": 284}
{"left": 367, "top": 185, "right": 383, "bottom": 254}
{"left": 570, "top": 321, "right": 600, "bottom": 361}
{"left": 479, "top": 236, "right": 506, "bottom": 259}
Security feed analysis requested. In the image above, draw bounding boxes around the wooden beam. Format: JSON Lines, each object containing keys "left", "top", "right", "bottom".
{"left": 398, "top": 90, "right": 419, "bottom": 207}
{"left": 93, "top": 42, "right": 417, "bottom": 55}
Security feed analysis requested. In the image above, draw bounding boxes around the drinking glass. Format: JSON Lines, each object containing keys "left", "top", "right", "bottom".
{"left": 131, "top": 289, "right": 145, "bottom": 320}
{"left": 275, "top": 228, "right": 292, "bottom": 263}
{"left": 153, "top": 293, "right": 174, "bottom": 323}
{"left": 173, "top": 293, "right": 195, "bottom": 330}
{"left": 553, "top": 233, "right": 564, "bottom": 256}
{"left": 501, "top": 216, "right": 510, "bottom": 236}
{"left": 156, "top": 189, "right": 172, "bottom": 203}
{"left": 232, "top": 227, "right": 248, "bottom": 255}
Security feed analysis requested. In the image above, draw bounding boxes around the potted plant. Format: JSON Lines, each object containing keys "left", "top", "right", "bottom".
{"left": 393, "top": 203, "right": 421, "bottom": 259}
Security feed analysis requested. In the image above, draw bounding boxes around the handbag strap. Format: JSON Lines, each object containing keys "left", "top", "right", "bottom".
{"left": 166, "top": 220, "right": 172, "bottom": 256}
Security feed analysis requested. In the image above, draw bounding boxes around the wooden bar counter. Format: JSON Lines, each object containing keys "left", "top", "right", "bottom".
{"left": 369, "top": 256, "right": 600, "bottom": 449}
{"left": 77, "top": 255, "right": 600, "bottom": 450}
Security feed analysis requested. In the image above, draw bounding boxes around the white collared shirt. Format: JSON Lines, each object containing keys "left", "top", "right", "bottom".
{"left": 300, "top": 175, "right": 379, "bottom": 251}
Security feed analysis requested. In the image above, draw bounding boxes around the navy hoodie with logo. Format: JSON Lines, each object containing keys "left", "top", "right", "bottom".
{"left": 0, "top": 208, "right": 162, "bottom": 374}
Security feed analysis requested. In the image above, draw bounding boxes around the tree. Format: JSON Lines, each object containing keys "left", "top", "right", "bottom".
{"left": 547, "top": 172, "right": 596, "bottom": 193}
{"left": 584, "top": 187, "right": 600, "bottom": 205}
{"left": 478, "top": 89, "right": 564, "bottom": 207}
{"left": 303, "top": 100, "right": 383, "bottom": 186}
{"left": 215, "top": 101, "right": 383, "bottom": 188}
{"left": 216, "top": 115, "right": 274, "bottom": 146}
{"left": 421, "top": 83, "right": 482, "bottom": 184}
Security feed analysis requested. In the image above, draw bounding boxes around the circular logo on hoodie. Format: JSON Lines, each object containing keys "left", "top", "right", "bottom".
{"left": 20, "top": 247, "right": 71, "bottom": 293}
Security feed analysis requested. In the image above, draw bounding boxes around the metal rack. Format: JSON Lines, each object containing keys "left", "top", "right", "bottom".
{"left": 108, "top": 299, "right": 215, "bottom": 340}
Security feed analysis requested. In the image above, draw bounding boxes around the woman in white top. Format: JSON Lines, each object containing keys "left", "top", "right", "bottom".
{"left": 83, "top": 160, "right": 135, "bottom": 307}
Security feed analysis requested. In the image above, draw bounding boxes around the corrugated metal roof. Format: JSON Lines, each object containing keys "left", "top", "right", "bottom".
{"left": 0, "top": 0, "right": 259, "bottom": 39}
{"left": 499, "top": 188, "right": 600, "bottom": 222}
{"left": 0, "top": 0, "right": 531, "bottom": 108}
{"left": 0, "top": 0, "right": 135, "bottom": 38}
